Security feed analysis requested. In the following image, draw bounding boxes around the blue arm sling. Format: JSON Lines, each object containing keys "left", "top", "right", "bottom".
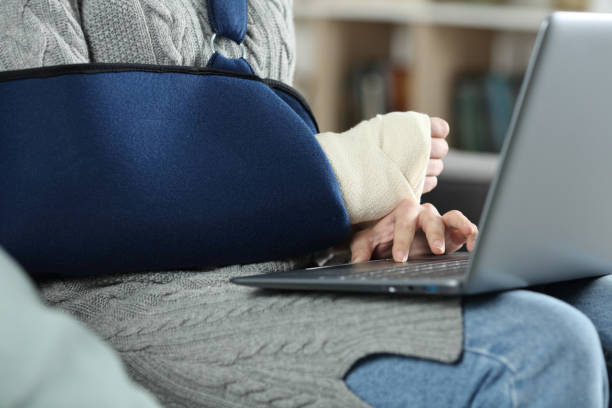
{"left": 0, "top": 0, "right": 351, "bottom": 276}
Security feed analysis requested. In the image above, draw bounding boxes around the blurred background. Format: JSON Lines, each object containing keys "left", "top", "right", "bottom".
{"left": 292, "top": 0, "right": 612, "bottom": 222}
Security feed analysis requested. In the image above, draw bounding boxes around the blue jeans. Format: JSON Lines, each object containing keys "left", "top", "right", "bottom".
{"left": 345, "top": 276, "right": 612, "bottom": 407}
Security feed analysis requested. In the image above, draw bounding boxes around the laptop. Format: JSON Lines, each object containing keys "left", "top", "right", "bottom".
{"left": 231, "top": 12, "right": 612, "bottom": 296}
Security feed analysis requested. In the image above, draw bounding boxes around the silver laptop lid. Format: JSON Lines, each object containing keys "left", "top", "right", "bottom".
{"left": 465, "top": 12, "right": 612, "bottom": 294}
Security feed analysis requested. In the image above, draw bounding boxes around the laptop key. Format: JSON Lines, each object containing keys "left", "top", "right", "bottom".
{"left": 332, "top": 259, "right": 469, "bottom": 281}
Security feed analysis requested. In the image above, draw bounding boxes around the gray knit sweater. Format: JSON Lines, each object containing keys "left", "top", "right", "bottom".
{"left": 0, "top": 1, "right": 463, "bottom": 407}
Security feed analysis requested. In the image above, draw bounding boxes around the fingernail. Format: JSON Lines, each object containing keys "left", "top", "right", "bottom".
{"left": 394, "top": 250, "right": 408, "bottom": 262}
{"left": 434, "top": 240, "right": 445, "bottom": 253}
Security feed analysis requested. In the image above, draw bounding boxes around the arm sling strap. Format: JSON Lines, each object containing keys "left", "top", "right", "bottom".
{"left": 0, "top": 0, "right": 351, "bottom": 276}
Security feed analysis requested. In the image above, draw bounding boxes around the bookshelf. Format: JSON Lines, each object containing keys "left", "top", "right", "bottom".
{"left": 292, "top": 0, "right": 602, "bottom": 146}
{"left": 294, "top": 0, "right": 552, "bottom": 31}
{"left": 291, "top": 0, "right": 606, "bottom": 218}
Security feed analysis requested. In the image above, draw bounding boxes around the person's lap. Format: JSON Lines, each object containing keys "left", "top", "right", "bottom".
{"left": 536, "top": 276, "right": 612, "bottom": 352}
{"left": 345, "top": 275, "right": 612, "bottom": 408}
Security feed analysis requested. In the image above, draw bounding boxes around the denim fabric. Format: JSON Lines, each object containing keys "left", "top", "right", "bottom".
{"left": 346, "top": 279, "right": 612, "bottom": 408}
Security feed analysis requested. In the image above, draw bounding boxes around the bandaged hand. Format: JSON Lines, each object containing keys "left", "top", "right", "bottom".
{"left": 315, "top": 111, "right": 472, "bottom": 263}
{"left": 315, "top": 111, "right": 449, "bottom": 225}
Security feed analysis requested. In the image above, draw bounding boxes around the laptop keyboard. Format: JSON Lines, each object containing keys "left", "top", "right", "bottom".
{"left": 327, "top": 259, "right": 469, "bottom": 281}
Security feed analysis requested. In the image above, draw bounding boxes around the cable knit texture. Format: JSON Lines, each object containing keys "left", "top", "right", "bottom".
{"left": 40, "top": 258, "right": 462, "bottom": 408}
{"left": 79, "top": 0, "right": 296, "bottom": 84}
{"left": 1, "top": 1, "right": 463, "bottom": 407}
{"left": 0, "top": 0, "right": 89, "bottom": 70}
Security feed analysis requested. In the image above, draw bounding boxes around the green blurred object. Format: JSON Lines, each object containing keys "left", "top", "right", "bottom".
{"left": 453, "top": 72, "right": 522, "bottom": 153}
{"left": 454, "top": 75, "right": 487, "bottom": 151}
{"left": 484, "top": 74, "right": 514, "bottom": 152}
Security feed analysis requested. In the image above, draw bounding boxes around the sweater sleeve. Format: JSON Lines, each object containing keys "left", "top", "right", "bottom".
{"left": 315, "top": 111, "right": 431, "bottom": 225}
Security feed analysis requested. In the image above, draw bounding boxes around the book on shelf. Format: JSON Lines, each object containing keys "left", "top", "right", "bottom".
{"left": 453, "top": 72, "right": 522, "bottom": 153}
{"left": 347, "top": 62, "right": 522, "bottom": 154}
{"left": 348, "top": 61, "right": 411, "bottom": 126}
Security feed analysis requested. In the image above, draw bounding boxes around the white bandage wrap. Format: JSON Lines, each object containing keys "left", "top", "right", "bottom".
{"left": 316, "top": 111, "right": 431, "bottom": 224}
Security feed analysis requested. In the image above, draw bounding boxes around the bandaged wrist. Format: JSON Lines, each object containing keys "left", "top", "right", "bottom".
{"left": 316, "top": 111, "right": 431, "bottom": 224}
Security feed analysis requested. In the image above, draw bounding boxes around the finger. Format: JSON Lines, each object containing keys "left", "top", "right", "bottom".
{"left": 391, "top": 200, "right": 421, "bottom": 262}
{"left": 442, "top": 210, "right": 478, "bottom": 253}
{"left": 426, "top": 159, "right": 444, "bottom": 177}
{"left": 430, "top": 138, "right": 449, "bottom": 159}
{"left": 423, "top": 177, "right": 438, "bottom": 194}
{"left": 430, "top": 117, "right": 450, "bottom": 139}
{"left": 442, "top": 210, "right": 475, "bottom": 236}
{"left": 407, "top": 230, "right": 432, "bottom": 257}
{"left": 419, "top": 203, "right": 445, "bottom": 254}
{"left": 466, "top": 225, "right": 479, "bottom": 252}
{"left": 350, "top": 229, "right": 375, "bottom": 262}
{"left": 447, "top": 229, "right": 469, "bottom": 253}
{"left": 369, "top": 210, "right": 396, "bottom": 238}
{"left": 351, "top": 210, "right": 398, "bottom": 261}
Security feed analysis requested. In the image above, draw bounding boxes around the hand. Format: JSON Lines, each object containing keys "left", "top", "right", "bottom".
{"left": 423, "top": 117, "right": 450, "bottom": 194}
{"left": 350, "top": 199, "right": 478, "bottom": 263}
